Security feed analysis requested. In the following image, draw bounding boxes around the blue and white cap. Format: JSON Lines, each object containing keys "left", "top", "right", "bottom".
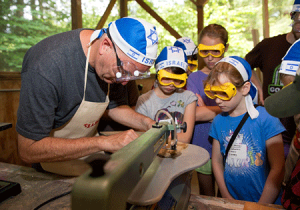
{"left": 155, "top": 46, "right": 188, "bottom": 72}
{"left": 292, "top": 0, "right": 300, "bottom": 12}
{"left": 174, "top": 37, "right": 197, "bottom": 56}
{"left": 279, "top": 39, "right": 300, "bottom": 76}
{"left": 218, "top": 56, "right": 259, "bottom": 119}
{"left": 89, "top": 17, "right": 159, "bottom": 67}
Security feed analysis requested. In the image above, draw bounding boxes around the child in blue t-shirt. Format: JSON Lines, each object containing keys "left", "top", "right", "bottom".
{"left": 204, "top": 56, "right": 285, "bottom": 204}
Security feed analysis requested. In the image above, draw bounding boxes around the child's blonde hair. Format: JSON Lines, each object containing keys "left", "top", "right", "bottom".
{"left": 204, "top": 62, "right": 244, "bottom": 89}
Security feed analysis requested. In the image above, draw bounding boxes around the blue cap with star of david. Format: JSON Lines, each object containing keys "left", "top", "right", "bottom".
{"left": 109, "top": 17, "right": 158, "bottom": 66}
{"left": 155, "top": 46, "right": 188, "bottom": 72}
{"left": 292, "top": 0, "right": 300, "bottom": 12}
{"left": 279, "top": 38, "right": 300, "bottom": 76}
{"left": 174, "top": 37, "right": 197, "bottom": 56}
{"left": 89, "top": 17, "right": 159, "bottom": 67}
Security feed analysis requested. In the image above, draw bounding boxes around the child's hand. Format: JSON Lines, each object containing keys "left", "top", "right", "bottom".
{"left": 196, "top": 93, "right": 205, "bottom": 106}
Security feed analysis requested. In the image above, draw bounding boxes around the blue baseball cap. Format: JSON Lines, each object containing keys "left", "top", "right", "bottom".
{"left": 155, "top": 46, "right": 188, "bottom": 72}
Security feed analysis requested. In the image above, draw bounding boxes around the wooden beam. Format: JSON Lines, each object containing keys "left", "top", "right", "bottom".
{"left": 196, "top": 0, "right": 208, "bottom": 70}
{"left": 135, "top": 0, "right": 181, "bottom": 39}
{"left": 190, "top": 0, "right": 197, "bottom": 6}
{"left": 95, "top": 0, "right": 117, "bottom": 29}
{"left": 120, "top": 0, "right": 128, "bottom": 18}
{"left": 262, "top": 0, "right": 270, "bottom": 38}
{"left": 71, "top": 0, "right": 82, "bottom": 30}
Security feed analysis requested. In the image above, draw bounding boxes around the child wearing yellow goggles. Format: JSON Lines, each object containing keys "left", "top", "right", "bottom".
{"left": 135, "top": 46, "right": 197, "bottom": 144}
{"left": 198, "top": 43, "right": 225, "bottom": 58}
{"left": 205, "top": 56, "right": 286, "bottom": 204}
{"left": 186, "top": 23, "right": 228, "bottom": 197}
{"left": 204, "top": 82, "right": 237, "bottom": 101}
{"left": 174, "top": 37, "right": 198, "bottom": 75}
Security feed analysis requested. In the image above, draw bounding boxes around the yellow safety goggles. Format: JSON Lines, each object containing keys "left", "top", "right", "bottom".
{"left": 188, "top": 59, "right": 198, "bottom": 72}
{"left": 157, "top": 70, "right": 188, "bottom": 88}
{"left": 198, "top": 43, "right": 225, "bottom": 58}
{"left": 204, "top": 82, "right": 237, "bottom": 100}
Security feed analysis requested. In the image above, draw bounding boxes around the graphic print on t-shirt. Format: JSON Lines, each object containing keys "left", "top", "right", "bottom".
{"left": 224, "top": 130, "right": 264, "bottom": 169}
{"left": 155, "top": 100, "right": 185, "bottom": 131}
{"left": 268, "top": 64, "right": 283, "bottom": 95}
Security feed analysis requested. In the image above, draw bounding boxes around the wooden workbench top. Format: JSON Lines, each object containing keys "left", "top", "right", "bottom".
{"left": 0, "top": 162, "right": 285, "bottom": 210}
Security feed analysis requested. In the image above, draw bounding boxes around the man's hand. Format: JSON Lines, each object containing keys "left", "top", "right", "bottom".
{"left": 103, "top": 129, "right": 139, "bottom": 153}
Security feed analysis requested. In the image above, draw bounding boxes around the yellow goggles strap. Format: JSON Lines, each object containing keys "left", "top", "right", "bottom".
{"left": 204, "top": 82, "right": 237, "bottom": 100}
{"left": 198, "top": 43, "right": 225, "bottom": 58}
{"left": 188, "top": 59, "right": 198, "bottom": 72}
{"left": 157, "top": 70, "right": 187, "bottom": 88}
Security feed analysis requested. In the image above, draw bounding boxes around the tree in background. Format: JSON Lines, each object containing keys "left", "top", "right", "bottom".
{"left": 0, "top": 0, "right": 294, "bottom": 72}
{"left": 0, "top": 0, "right": 70, "bottom": 71}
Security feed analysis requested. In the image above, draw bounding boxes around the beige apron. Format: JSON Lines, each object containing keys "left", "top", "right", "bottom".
{"left": 41, "top": 44, "right": 110, "bottom": 176}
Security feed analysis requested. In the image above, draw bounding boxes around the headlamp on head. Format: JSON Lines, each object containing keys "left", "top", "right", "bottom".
{"left": 198, "top": 43, "right": 225, "bottom": 58}
{"left": 204, "top": 82, "right": 237, "bottom": 100}
{"left": 157, "top": 70, "right": 188, "bottom": 88}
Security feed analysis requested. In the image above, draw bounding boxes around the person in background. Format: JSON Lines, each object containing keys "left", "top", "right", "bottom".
{"left": 186, "top": 23, "right": 228, "bottom": 196}
{"left": 246, "top": 0, "right": 300, "bottom": 103}
{"left": 206, "top": 56, "right": 285, "bottom": 204}
{"left": 16, "top": 17, "right": 158, "bottom": 176}
{"left": 277, "top": 39, "right": 300, "bottom": 188}
{"left": 174, "top": 37, "right": 198, "bottom": 76}
{"left": 277, "top": 38, "right": 300, "bottom": 159}
{"left": 265, "top": 67, "right": 300, "bottom": 209}
{"left": 278, "top": 39, "right": 300, "bottom": 87}
{"left": 135, "top": 46, "right": 197, "bottom": 143}
{"left": 245, "top": 0, "right": 299, "bottom": 160}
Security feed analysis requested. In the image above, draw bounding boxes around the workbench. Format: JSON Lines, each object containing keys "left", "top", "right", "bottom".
{"left": 0, "top": 162, "right": 285, "bottom": 210}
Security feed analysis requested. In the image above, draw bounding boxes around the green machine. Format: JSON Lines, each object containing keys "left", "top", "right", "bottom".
{"left": 72, "top": 120, "right": 209, "bottom": 210}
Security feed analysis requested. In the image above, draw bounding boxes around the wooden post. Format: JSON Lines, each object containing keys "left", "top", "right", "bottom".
{"left": 71, "top": 0, "right": 82, "bottom": 30}
{"left": 95, "top": 0, "right": 117, "bottom": 29}
{"left": 262, "top": 0, "right": 269, "bottom": 38}
{"left": 195, "top": 0, "right": 208, "bottom": 70}
{"left": 120, "top": 0, "right": 128, "bottom": 18}
{"left": 251, "top": 29, "right": 263, "bottom": 82}
{"left": 251, "top": 29, "right": 260, "bottom": 47}
{"left": 135, "top": 0, "right": 181, "bottom": 39}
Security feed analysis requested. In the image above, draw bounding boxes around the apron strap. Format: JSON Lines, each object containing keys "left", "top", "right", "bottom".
{"left": 83, "top": 45, "right": 92, "bottom": 100}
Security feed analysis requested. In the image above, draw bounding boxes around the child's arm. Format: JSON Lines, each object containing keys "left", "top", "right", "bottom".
{"left": 258, "top": 134, "right": 285, "bottom": 204}
{"left": 195, "top": 92, "right": 221, "bottom": 121}
{"left": 212, "top": 139, "right": 235, "bottom": 199}
{"left": 177, "top": 101, "right": 196, "bottom": 143}
{"left": 196, "top": 106, "right": 221, "bottom": 122}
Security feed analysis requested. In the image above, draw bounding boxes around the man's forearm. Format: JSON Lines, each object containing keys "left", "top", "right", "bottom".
{"left": 18, "top": 134, "right": 106, "bottom": 163}
{"left": 18, "top": 130, "right": 139, "bottom": 163}
{"left": 108, "top": 105, "right": 155, "bottom": 131}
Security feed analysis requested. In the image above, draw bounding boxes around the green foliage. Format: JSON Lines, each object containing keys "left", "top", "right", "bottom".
{"left": 0, "top": 0, "right": 70, "bottom": 71}
{"left": 0, "top": 0, "right": 296, "bottom": 72}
